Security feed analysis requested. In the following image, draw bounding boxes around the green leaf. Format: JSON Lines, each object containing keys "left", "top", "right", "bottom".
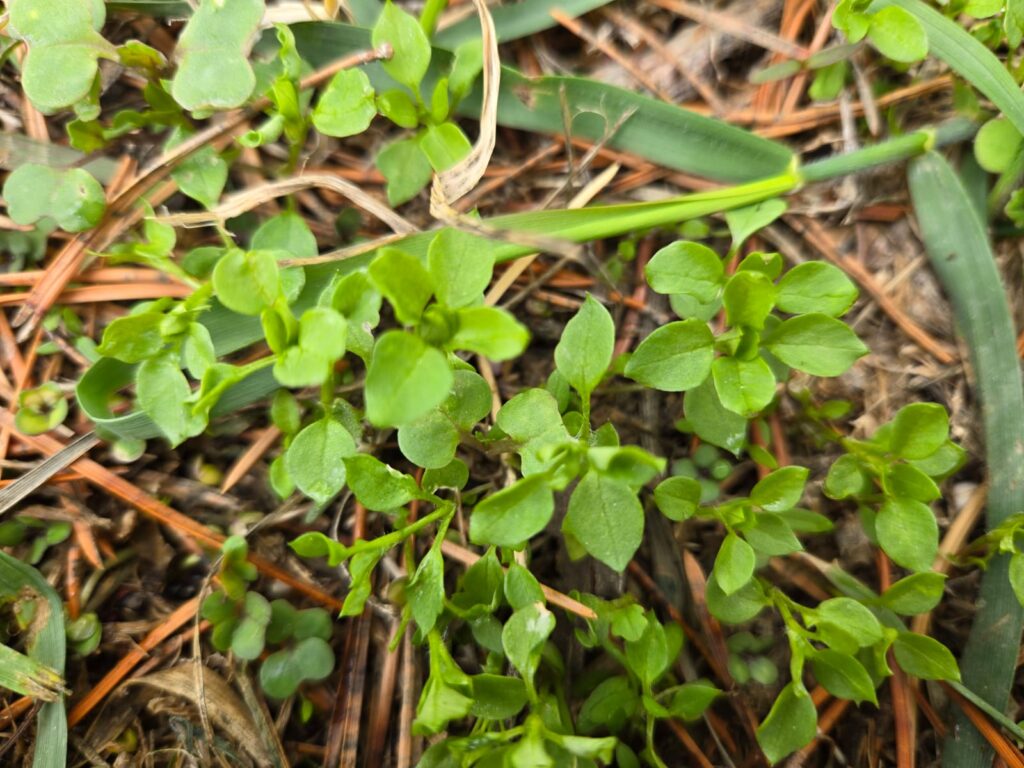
{"left": 285, "top": 418, "right": 356, "bottom": 504}
{"left": 441, "top": 369, "right": 493, "bottom": 430}
{"left": 683, "top": 377, "right": 748, "bottom": 455}
{"left": 883, "top": 463, "right": 940, "bottom": 502}
{"left": 97, "top": 312, "right": 165, "bottom": 363}
{"left": 722, "top": 271, "right": 776, "bottom": 330}
{"left": 450, "top": 307, "right": 530, "bottom": 360}
{"left": 365, "top": 331, "right": 453, "bottom": 427}
{"left": 587, "top": 445, "right": 665, "bottom": 490}
{"left": 756, "top": 683, "right": 817, "bottom": 764}
{"left": 274, "top": 346, "right": 331, "bottom": 388}
{"left": 880, "top": 572, "right": 947, "bottom": 615}
{"left": 415, "top": 635, "right": 473, "bottom": 735}
{"left": 751, "top": 466, "right": 809, "bottom": 512}
{"left": 808, "top": 60, "right": 848, "bottom": 102}
{"left": 136, "top": 355, "right": 205, "bottom": 446}
{"left": 170, "top": 142, "right": 227, "bottom": 210}
{"left": 344, "top": 454, "right": 420, "bottom": 511}
{"left": 824, "top": 454, "right": 870, "bottom": 499}
{"left": 814, "top": 597, "right": 883, "bottom": 648}
{"left": 420, "top": 122, "right": 472, "bottom": 172}
{"left": 470, "top": 476, "right": 554, "bottom": 548}
{"left": 8, "top": 0, "right": 116, "bottom": 114}
{"left": 563, "top": 473, "right": 643, "bottom": 572}
{"left": 377, "top": 88, "right": 419, "bottom": 128}
{"left": 368, "top": 247, "right": 433, "bottom": 325}
{"left": 3, "top": 164, "right": 105, "bottom": 232}
{"left": 889, "top": 403, "right": 949, "bottom": 460}
{"left": 497, "top": 388, "right": 563, "bottom": 441}
{"left": 811, "top": 650, "right": 878, "bottom": 705}
{"left": 711, "top": 356, "right": 776, "bottom": 417}
{"left": 502, "top": 602, "right": 555, "bottom": 687}
{"left": 578, "top": 676, "right": 639, "bottom": 734}
{"left": 764, "top": 313, "right": 868, "bottom": 376}
{"left": 1009, "top": 553, "right": 1024, "bottom": 607}
{"left": 313, "top": 68, "right": 377, "bottom": 138}
{"left": 776, "top": 262, "right": 858, "bottom": 317}
{"left": 15, "top": 382, "right": 68, "bottom": 435}
{"left": 232, "top": 591, "right": 272, "bottom": 660}
{"left": 624, "top": 320, "right": 714, "bottom": 392}
{"left": 555, "top": 294, "right": 615, "bottom": 401}
{"left": 297, "top": 307, "right": 347, "bottom": 363}
{"left": 724, "top": 199, "right": 787, "bottom": 248}
{"left": 892, "top": 632, "right": 960, "bottom": 681}
{"left": 644, "top": 241, "right": 724, "bottom": 301}
{"left": 974, "top": 118, "right": 1024, "bottom": 174}
{"left": 428, "top": 229, "right": 496, "bottom": 309}
{"left": 504, "top": 562, "right": 545, "bottom": 610}
{"left": 743, "top": 513, "right": 803, "bottom": 556}
{"left": 342, "top": 551, "right": 381, "bottom": 615}
{"left": 408, "top": 547, "right": 445, "bottom": 632}
{"left": 372, "top": 0, "right": 431, "bottom": 91}
{"left": 170, "top": 0, "right": 263, "bottom": 111}
{"left": 212, "top": 249, "right": 281, "bottom": 316}
{"left": 876, "top": 496, "right": 938, "bottom": 572}
{"left": 866, "top": 6, "right": 927, "bottom": 62}
{"left": 654, "top": 476, "right": 702, "bottom": 521}
{"left": 706, "top": 571, "right": 766, "bottom": 624}
{"left": 260, "top": 637, "right": 335, "bottom": 699}
{"left": 668, "top": 682, "right": 721, "bottom": 721}
{"left": 714, "top": 533, "right": 756, "bottom": 595}
{"left": 624, "top": 614, "right": 669, "bottom": 686}
{"left": 376, "top": 136, "right": 433, "bottom": 206}
{"left": 397, "top": 410, "right": 459, "bottom": 469}
{"left": 470, "top": 674, "right": 528, "bottom": 720}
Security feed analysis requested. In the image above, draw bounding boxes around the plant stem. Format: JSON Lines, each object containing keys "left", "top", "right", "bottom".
{"left": 420, "top": 0, "right": 448, "bottom": 37}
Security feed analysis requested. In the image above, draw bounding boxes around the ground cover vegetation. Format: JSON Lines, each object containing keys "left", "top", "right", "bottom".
{"left": 0, "top": 0, "right": 1023, "bottom": 766}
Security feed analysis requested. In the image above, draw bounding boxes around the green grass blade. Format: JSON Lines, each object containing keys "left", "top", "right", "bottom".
{"left": 908, "top": 151, "right": 1024, "bottom": 768}
{"left": 0, "top": 644, "right": 64, "bottom": 701}
{"left": 0, "top": 551, "right": 66, "bottom": 768}
{"left": 872, "top": 0, "right": 1024, "bottom": 136}
{"left": 434, "top": 0, "right": 614, "bottom": 45}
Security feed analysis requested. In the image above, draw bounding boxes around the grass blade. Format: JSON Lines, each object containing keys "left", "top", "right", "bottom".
{"left": 434, "top": 0, "right": 615, "bottom": 45}
{"left": 908, "top": 151, "right": 1024, "bottom": 768}
{"left": 0, "top": 552, "right": 66, "bottom": 768}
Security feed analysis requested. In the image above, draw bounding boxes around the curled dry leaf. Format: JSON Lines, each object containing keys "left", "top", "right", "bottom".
{"left": 125, "top": 664, "right": 274, "bottom": 766}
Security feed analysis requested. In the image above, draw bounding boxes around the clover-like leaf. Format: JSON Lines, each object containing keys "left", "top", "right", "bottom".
{"left": 4, "top": 164, "right": 105, "bottom": 232}
{"left": 8, "top": 0, "right": 117, "bottom": 114}
{"left": 259, "top": 637, "right": 335, "bottom": 699}
{"left": 170, "top": 0, "right": 265, "bottom": 112}
{"left": 285, "top": 417, "right": 356, "bottom": 504}
{"left": 15, "top": 382, "right": 68, "bottom": 436}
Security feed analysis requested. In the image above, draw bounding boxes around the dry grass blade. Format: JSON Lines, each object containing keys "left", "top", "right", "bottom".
{"left": 0, "top": 432, "right": 98, "bottom": 516}
{"left": 125, "top": 665, "right": 275, "bottom": 766}
{"left": 156, "top": 174, "right": 418, "bottom": 235}
{"left": 430, "top": 0, "right": 500, "bottom": 209}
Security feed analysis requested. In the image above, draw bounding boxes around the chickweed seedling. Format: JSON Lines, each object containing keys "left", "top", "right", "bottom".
{"left": 7, "top": 0, "right": 1006, "bottom": 761}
